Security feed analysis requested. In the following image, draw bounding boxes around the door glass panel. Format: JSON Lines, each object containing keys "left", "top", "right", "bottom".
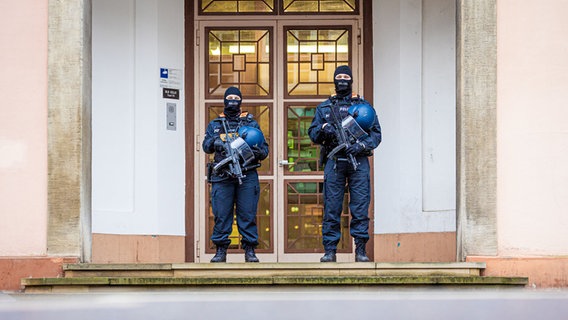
{"left": 285, "top": 104, "right": 321, "bottom": 174}
{"left": 206, "top": 104, "right": 272, "bottom": 174}
{"left": 207, "top": 28, "right": 272, "bottom": 97}
{"left": 282, "top": 0, "right": 357, "bottom": 13}
{"left": 285, "top": 27, "right": 350, "bottom": 97}
{"left": 207, "top": 182, "right": 273, "bottom": 252}
{"left": 205, "top": 103, "right": 273, "bottom": 253}
{"left": 285, "top": 181, "right": 351, "bottom": 252}
{"left": 200, "top": 0, "right": 275, "bottom": 13}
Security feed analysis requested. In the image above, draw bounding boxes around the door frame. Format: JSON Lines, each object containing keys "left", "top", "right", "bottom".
{"left": 192, "top": 11, "right": 368, "bottom": 262}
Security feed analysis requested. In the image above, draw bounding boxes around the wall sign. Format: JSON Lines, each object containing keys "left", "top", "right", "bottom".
{"left": 160, "top": 68, "right": 182, "bottom": 89}
{"left": 163, "top": 88, "right": 180, "bottom": 100}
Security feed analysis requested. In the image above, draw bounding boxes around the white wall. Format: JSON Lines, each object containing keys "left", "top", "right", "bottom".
{"left": 92, "top": 0, "right": 185, "bottom": 235}
{"left": 497, "top": 0, "right": 568, "bottom": 255}
{"left": 373, "top": 0, "right": 456, "bottom": 234}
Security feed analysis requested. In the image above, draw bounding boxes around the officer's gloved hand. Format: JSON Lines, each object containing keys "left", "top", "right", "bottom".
{"left": 321, "top": 123, "right": 336, "bottom": 138}
{"left": 346, "top": 142, "right": 365, "bottom": 155}
{"left": 251, "top": 145, "right": 268, "bottom": 160}
{"left": 214, "top": 138, "right": 225, "bottom": 152}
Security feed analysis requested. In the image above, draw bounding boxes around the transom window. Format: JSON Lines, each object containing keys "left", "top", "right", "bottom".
{"left": 199, "top": 0, "right": 358, "bottom": 14}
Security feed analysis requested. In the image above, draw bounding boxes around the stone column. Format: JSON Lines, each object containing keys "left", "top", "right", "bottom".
{"left": 456, "top": 0, "right": 498, "bottom": 259}
{"left": 47, "top": 0, "right": 92, "bottom": 262}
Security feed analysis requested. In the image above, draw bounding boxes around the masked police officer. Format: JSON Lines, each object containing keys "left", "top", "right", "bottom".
{"left": 308, "top": 66, "right": 382, "bottom": 262}
{"left": 202, "top": 86, "right": 269, "bottom": 263}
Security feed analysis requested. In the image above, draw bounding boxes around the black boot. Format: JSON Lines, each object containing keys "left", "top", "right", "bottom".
{"left": 210, "top": 245, "right": 227, "bottom": 263}
{"left": 355, "top": 241, "right": 370, "bottom": 262}
{"left": 320, "top": 250, "right": 337, "bottom": 262}
{"left": 244, "top": 245, "right": 259, "bottom": 263}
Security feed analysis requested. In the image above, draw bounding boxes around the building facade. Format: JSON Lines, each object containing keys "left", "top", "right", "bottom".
{"left": 1, "top": 0, "right": 567, "bottom": 291}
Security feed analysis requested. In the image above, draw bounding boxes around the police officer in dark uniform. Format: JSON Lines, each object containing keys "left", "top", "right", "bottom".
{"left": 202, "top": 86, "right": 269, "bottom": 263}
{"left": 308, "top": 66, "right": 382, "bottom": 262}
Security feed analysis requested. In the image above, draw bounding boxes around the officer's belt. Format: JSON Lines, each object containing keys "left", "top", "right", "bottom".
{"left": 331, "top": 155, "right": 368, "bottom": 162}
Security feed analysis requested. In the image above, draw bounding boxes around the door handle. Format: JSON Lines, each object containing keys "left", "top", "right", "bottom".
{"left": 278, "top": 160, "right": 294, "bottom": 166}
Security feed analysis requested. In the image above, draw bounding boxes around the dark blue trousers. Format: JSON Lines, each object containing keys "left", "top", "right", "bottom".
{"left": 210, "top": 170, "right": 260, "bottom": 247}
{"left": 322, "top": 157, "right": 371, "bottom": 251}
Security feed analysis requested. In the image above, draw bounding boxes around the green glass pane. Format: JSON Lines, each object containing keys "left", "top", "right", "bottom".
{"left": 285, "top": 105, "right": 322, "bottom": 173}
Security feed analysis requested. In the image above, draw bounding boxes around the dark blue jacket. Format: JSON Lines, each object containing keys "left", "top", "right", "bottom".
{"left": 203, "top": 112, "right": 269, "bottom": 181}
{"left": 308, "top": 94, "right": 382, "bottom": 158}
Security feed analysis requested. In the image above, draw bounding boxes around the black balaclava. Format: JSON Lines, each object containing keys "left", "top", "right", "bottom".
{"left": 223, "top": 86, "right": 242, "bottom": 118}
{"left": 333, "top": 65, "right": 353, "bottom": 98}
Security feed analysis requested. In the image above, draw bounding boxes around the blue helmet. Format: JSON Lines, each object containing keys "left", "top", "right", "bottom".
{"left": 348, "top": 102, "right": 376, "bottom": 131}
{"left": 238, "top": 126, "right": 265, "bottom": 148}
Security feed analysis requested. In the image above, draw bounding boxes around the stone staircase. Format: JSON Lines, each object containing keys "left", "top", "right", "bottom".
{"left": 21, "top": 262, "right": 528, "bottom": 293}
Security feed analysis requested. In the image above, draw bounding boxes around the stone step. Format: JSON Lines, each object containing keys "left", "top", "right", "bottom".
{"left": 62, "top": 262, "right": 487, "bottom": 278}
{"left": 20, "top": 262, "right": 528, "bottom": 293}
{"left": 21, "top": 275, "right": 528, "bottom": 293}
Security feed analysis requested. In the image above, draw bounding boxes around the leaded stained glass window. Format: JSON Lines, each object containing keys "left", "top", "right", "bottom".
{"left": 207, "top": 28, "right": 272, "bottom": 98}
{"left": 200, "top": 0, "right": 275, "bottom": 13}
{"left": 282, "top": 0, "right": 357, "bottom": 13}
{"left": 285, "top": 27, "right": 350, "bottom": 97}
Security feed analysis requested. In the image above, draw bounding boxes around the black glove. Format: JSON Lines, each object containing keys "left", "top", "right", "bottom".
{"left": 251, "top": 145, "right": 267, "bottom": 160}
{"left": 214, "top": 138, "right": 225, "bottom": 152}
{"left": 346, "top": 142, "right": 365, "bottom": 155}
{"left": 321, "top": 123, "right": 336, "bottom": 138}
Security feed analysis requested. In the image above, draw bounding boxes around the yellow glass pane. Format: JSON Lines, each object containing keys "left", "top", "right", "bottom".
{"left": 256, "top": 183, "right": 272, "bottom": 251}
{"left": 239, "top": 1, "right": 274, "bottom": 12}
{"left": 211, "top": 30, "right": 239, "bottom": 42}
{"left": 318, "top": 83, "right": 335, "bottom": 96}
{"left": 319, "top": 64, "right": 335, "bottom": 81}
{"left": 285, "top": 181, "right": 350, "bottom": 252}
{"left": 283, "top": 0, "right": 318, "bottom": 12}
{"left": 202, "top": 0, "right": 274, "bottom": 13}
{"left": 299, "top": 63, "right": 316, "bottom": 83}
{"left": 336, "top": 32, "right": 350, "bottom": 61}
{"left": 283, "top": 0, "right": 356, "bottom": 13}
{"left": 299, "top": 42, "right": 317, "bottom": 60}
{"left": 258, "top": 64, "right": 270, "bottom": 94}
{"left": 311, "top": 53, "right": 324, "bottom": 70}
{"left": 206, "top": 2, "right": 237, "bottom": 12}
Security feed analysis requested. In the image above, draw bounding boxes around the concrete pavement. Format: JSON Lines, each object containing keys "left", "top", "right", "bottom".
{"left": 1, "top": 287, "right": 568, "bottom": 320}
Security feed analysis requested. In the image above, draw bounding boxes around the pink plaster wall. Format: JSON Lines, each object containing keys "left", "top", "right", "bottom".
{"left": 0, "top": 0, "right": 48, "bottom": 255}
{"left": 497, "top": 1, "right": 568, "bottom": 255}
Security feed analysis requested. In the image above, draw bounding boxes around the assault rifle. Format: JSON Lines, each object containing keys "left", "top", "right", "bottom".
{"left": 213, "top": 118, "right": 245, "bottom": 184}
{"left": 326, "top": 103, "right": 366, "bottom": 171}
